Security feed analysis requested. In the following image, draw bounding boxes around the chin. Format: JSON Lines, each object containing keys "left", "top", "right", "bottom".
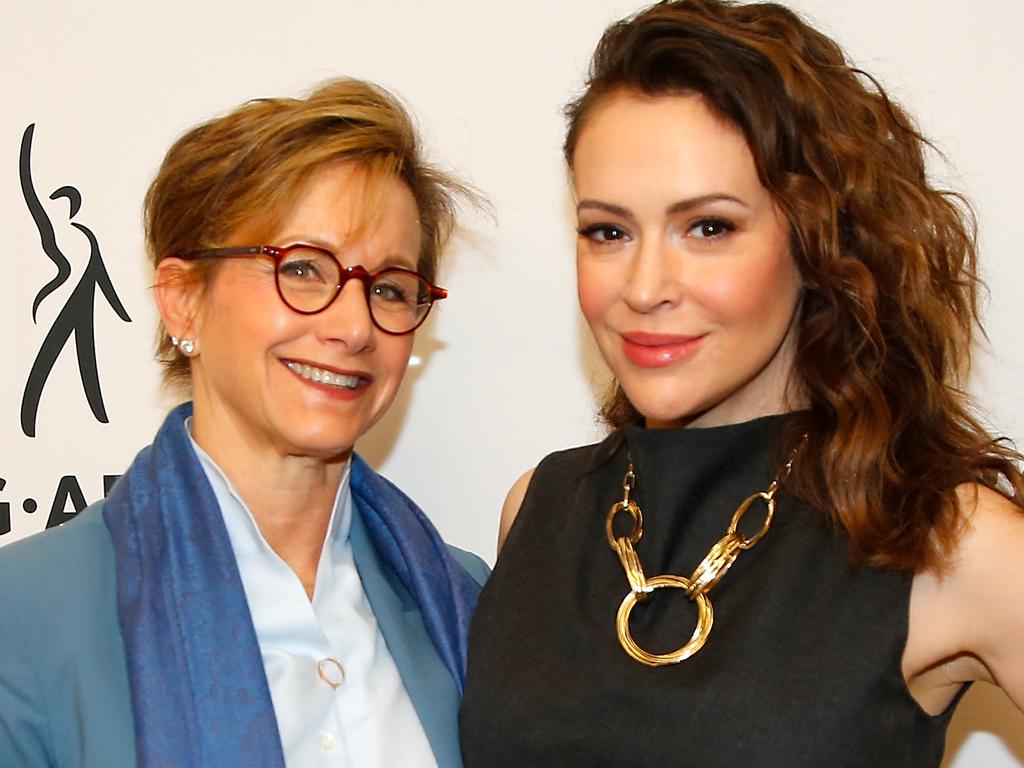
{"left": 278, "top": 420, "right": 361, "bottom": 460}
{"left": 291, "top": 439, "right": 358, "bottom": 462}
{"left": 627, "top": 391, "right": 731, "bottom": 430}
{"left": 632, "top": 405, "right": 695, "bottom": 429}
{"left": 623, "top": 386, "right": 697, "bottom": 422}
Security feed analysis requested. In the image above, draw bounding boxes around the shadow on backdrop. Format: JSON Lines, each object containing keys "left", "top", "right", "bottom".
{"left": 943, "top": 683, "right": 1024, "bottom": 766}
{"left": 357, "top": 333, "right": 446, "bottom": 469}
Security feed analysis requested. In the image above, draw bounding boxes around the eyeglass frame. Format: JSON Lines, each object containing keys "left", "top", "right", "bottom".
{"left": 177, "top": 243, "right": 448, "bottom": 335}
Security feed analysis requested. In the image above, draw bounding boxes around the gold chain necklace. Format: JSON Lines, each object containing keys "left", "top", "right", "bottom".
{"left": 606, "top": 439, "right": 802, "bottom": 667}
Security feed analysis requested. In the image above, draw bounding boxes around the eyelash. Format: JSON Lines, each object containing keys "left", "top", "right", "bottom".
{"left": 687, "top": 217, "right": 736, "bottom": 239}
{"left": 576, "top": 223, "right": 630, "bottom": 243}
{"left": 576, "top": 217, "right": 738, "bottom": 245}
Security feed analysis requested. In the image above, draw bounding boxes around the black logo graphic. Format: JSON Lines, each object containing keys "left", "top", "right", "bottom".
{"left": 0, "top": 473, "right": 122, "bottom": 537}
{"left": 19, "top": 123, "right": 132, "bottom": 437}
{"left": 0, "top": 478, "right": 9, "bottom": 537}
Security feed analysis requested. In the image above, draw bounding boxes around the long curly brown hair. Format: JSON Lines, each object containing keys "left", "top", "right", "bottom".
{"left": 565, "top": 0, "right": 1023, "bottom": 571}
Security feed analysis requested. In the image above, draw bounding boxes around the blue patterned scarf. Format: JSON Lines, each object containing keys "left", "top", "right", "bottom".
{"left": 102, "top": 403, "right": 481, "bottom": 767}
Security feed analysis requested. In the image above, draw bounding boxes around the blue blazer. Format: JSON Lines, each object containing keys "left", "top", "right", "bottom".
{"left": 0, "top": 503, "right": 488, "bottom": 767}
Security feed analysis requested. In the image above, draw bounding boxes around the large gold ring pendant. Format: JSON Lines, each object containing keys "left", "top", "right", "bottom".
{"left": 616, "top": 575, "right": 714, "bottom": 666}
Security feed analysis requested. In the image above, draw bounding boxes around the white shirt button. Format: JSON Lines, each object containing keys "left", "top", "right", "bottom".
{"left": 319, "top": 732, "right": 336, "bottom": 751}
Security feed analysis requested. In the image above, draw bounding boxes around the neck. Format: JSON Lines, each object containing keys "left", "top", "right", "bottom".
{"left": 190, "top": 406, "right": 349, "bottom": 599}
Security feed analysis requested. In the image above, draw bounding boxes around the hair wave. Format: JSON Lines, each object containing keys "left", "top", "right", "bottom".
{"left": 565, "top": 0, "right": 1023, "bottom": 570}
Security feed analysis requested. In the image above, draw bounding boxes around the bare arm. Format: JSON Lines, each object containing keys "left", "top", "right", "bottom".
{"left": 953, "top": 484, "right": 1024, "bottom": 707}
{"left": 497, "top": 468, "right": 535, "bottom": 556}
{"left": 906, "top": 484, "right": 1024, "bottom": 713}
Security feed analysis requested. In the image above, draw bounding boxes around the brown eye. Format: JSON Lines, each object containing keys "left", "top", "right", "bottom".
{"left": 577, "top": 223, "right": 630, "bottom": 243}
{"left": 688, "top": 218, "right": 736, "bottom": 239}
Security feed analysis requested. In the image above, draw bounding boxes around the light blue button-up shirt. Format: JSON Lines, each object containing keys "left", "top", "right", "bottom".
{"left": 189, "top": 437, "right": 436, "bottom": 767}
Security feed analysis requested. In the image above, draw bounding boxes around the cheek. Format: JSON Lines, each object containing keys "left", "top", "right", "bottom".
{"left": 701, "top": 272, "right": 776, "bottom": 322}
{"left": 379, "top": 336, "right": 414, "bottom": 383}
{"left": 697, "top": 252, "right": 801, "bottom": 327}
{"left": 200, "top": 272, "right": 291, "bottom": 343}
{"left": 576, "top": 261, "right": 618, "bottom": 327}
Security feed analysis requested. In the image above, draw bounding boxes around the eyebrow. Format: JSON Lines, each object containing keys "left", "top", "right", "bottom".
{"left": 281, "top": 235, "right": 419, "bottom": 271}
{"left": 276, "top": 233, "right": 337, "bottom": 251}
{"left": 577, "top": 194, "right": 749, "bottom": 220}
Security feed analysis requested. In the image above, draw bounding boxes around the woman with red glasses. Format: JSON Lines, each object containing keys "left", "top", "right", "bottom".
{"left": 0, "top": 78, "right": 486, "bottom": 768}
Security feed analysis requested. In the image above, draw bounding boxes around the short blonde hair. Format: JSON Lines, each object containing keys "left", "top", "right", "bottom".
{"left": 145, "top": 77, "right": 468, "bottom": 389}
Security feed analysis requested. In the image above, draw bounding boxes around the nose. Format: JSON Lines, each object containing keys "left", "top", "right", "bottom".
{"left": 316, "top": 278, "right": 375, "bottom": 351}
{"left": 623, "top": 234, "right": 684, "bottom": 313}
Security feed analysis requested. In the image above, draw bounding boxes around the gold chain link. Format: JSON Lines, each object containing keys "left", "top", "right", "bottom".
{"left": 606, "top": 437, "right": 804, "bottom": 666}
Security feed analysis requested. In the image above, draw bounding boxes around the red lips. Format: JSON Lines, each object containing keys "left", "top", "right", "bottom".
{"left": 620, "top": 331, "right": 705, "bottom": 368}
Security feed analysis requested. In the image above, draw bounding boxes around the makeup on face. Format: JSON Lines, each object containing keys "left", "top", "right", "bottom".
{"left": 573, "top": 92, "right": 803, "bottom": 428}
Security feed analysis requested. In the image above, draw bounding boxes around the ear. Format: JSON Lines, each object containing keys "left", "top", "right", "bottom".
{"left": 154, "top": 258, "right": 204, "bottom": 339}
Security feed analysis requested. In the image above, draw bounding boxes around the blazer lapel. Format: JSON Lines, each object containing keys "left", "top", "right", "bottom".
{"left": 350, "top": 508, "right": 465, "bottom": 768}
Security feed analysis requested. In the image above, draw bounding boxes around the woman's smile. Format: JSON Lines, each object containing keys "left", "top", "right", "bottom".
{"left": 619, "top": 330, "right": 707, "bottom": 368}
{"left": 283, "top": 359, "right": 369, "bottom": 391}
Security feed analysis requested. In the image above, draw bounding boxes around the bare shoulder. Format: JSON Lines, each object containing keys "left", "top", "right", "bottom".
{"left": 908, "top": 482, "right": 1024, "bottom": 711}
{"left": 497, "top": 468, "right": 536, "bottom": 556}
{"left": 942, "top": 483, "right": 1024, "bottom": 603}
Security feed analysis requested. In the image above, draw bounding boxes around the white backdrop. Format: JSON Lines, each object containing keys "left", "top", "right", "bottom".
{"left": 3, "top": 1, "right": 1021, "bottom": 764}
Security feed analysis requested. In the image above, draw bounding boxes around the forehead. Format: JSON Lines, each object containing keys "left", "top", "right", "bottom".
{"left": 572, "top": 92, "right": 763, "bottom": 203}
{"left": 267, "top": 161, "right": 422, "bottom": 261}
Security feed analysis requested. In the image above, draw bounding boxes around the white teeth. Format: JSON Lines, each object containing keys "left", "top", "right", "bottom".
{"left": 286, "top": 361, "right": 360, "bottom": 389}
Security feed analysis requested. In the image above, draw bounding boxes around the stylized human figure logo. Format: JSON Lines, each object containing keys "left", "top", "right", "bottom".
{"left": 19, "top": 123, "right": 132, "bottom": 438}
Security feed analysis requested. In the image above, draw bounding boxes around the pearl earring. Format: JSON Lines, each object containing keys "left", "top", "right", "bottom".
{"left": 171, "top": 335, "right": 196, "bottom": 357}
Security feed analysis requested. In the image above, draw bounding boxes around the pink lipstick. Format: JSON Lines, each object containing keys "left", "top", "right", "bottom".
{"left": 620, "top": 331, "right": 705, "bottom": 368}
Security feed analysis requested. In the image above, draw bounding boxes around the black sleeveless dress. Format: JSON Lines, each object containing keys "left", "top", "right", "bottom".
{"left": 460, "top": 416, "right": 959, "bottom": 767}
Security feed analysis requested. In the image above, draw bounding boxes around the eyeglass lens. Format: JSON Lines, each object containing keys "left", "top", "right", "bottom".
{"left": 275, "top": 247, "right": 430, "bottom": 333}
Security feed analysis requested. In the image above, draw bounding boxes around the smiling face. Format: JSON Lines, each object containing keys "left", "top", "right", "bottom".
{"left": 573, "top": 92, "right": 803, "bottom": 428}
{"left": 180, "top": 161, "right": 421, "bottom": 462}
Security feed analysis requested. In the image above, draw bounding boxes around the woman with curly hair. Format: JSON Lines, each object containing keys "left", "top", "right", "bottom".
{"left": 460, "top": 1, "right": 1024, "bottom": 765}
